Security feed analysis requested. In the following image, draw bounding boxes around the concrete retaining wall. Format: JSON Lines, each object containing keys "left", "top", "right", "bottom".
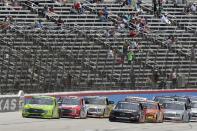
{"left": 25, "top": 89, "right": 197, "bottom": 103}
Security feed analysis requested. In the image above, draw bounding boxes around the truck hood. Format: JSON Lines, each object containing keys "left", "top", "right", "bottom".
{"left": 24, "top": 104, "right": 53, "bottom": 110}
{"left": 60, "top": 105, "right": 79, "bottom": 109}
{"left": 146, "top": 109, "right": 158, "bottom": 114}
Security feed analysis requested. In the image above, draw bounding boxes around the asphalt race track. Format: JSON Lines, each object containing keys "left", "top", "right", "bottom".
{"left": 0, "top": 112, "right": 197, "bottom": 131}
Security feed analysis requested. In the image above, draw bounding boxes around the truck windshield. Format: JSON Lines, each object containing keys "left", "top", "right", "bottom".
{"left": 163, "top": 103, "right": 184, "bottom": 110}
{"left": 144, "top": 103, "right": 157, "bottom": 109}
{"left": 154, "top": 97, "right": 173, "bottom": 104}
{"left": 84, "top": 97, "right": 106, "bottom": 105}
{"left": 29, "top": 97, "right": 53, "bottom": 105}
{"left": 115, "top": 102, "right": 139, "bottom": 111}
{"left": 62, "top": 98, "right": 80, "bottom": 105}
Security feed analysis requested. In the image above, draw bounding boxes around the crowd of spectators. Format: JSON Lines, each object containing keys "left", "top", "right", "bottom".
{"left": 0, "top": 0, "right": 195, "bottom": 89}
{"left": 146, "top": 67, "right": 184, "bottom": 89}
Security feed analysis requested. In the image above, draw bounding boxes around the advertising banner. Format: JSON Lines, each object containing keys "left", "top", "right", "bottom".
{"left": 0, "top": 97, "right": 20, "bottom": 112}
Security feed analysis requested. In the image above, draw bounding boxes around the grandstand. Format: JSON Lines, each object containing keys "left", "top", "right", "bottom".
{"left": 0, "top": 0, "right": 196, "bottom": 94}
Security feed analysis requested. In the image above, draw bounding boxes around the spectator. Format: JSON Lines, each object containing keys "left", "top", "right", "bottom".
{"left": 39, "top": 5, "right": 48, "bottom": 17}
{"left": 70, "top": 5, "right": 78, "bottom": 14}
{"left": 129, "top": 29, "right": 138, "bottom": 38}
{"left": 107, "top": 48, "right": 114, "bottom": 58}
{"left": 49, "top": 6, "right": 55, "bottom": 13}
{"left": 136, "top": 0, "right": 143, "bottom": 13}
{"left": 172, "top": 0, "right": 177, "bottom": 7}
{"left": 170, "top": 68, "right": 177, "bottom": 88}
{"left": 1, "top": 16, "right": 13, "bottom": 34}
{"left": 3, "top": 0, "right": 9, "bottom": 7}
{"left": 137, "top": 0, "right": 142, "bottom": 6}
{"left": 34, "top": 19, "right": 44, "bottom": 31}
{"left": 117, "top": 55, "right": 124, "bottom": 64}
{"left": 127, "top": 50, "right": 134, "bottom": 64}
{"left": 129, "top": 17, "right": 137, "bottom": 30}
{"left": 103, "top": 6, "right": 109, "bottom": 21}
{"left": 184, "top": 4, "right": 190, "bottom": 14}
{"left": 66, "top": 72, "right": 72, "bottom": 87}
{"left": 128, "top": 41, "right": 141, "bottom": 52}
{"left": 139, "top": 17, "right": 150, "bottom": 33}
{"left": 136, "top": 4, "right": 144, "bottom": 14}
{"left": 47, "top": 6, "right": 57, "bottom": 20}
{"left": 161, "top": 12, "right": 171, "bottom": 25}
{"left": 104, "top": 28, "right": 116, "bottom": 37}
{"left": 123, "top": 41, "right": 129, "bottom": 57}
{"left": 191, "top": 44, "right": 196, "bottom": 62}
{"left": 158, "top": 0, "right": 163, "bottom": 17}
{"left": 56, "top": 17, "right": 64, "bottom": 29}
{"left": 152, "top": 69, "right": 159, "bottom": 85}
{"left": 122, "top": 14, "right": 131, "bottom": 28}
{"left": 116, "top": 16, "right": 126, "bottom": 32}
{"left": 122, "top": 0, "right": 129, "bottom": 7}
{"left": 153, "top": 0, "right": 158, "bottom": 15}
{"left": 98, "top": 9, "right": 107, "bottom": 22}
{"left": 165, "top": 74, "right": 171, "bottom": 89}
{"left": 165, "top": 35, "right": 176, "bottom": 50}
{"left": 190, "top": 3, "right": 196, "bottom": 14}
{"left": 11, "top": 0, "right": 20, "bottom": 10}
{"left": 74, "top": 2, "right": 84, "bottom": 14}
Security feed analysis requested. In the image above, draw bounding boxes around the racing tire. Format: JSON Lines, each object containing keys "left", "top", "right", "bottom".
{"left": 109, "top": 117, "right": 115, "bottom": 122}
{"left": 22, "top": 114, "right": 27, "bottom": 118}
{"left": 56, "top": 111, "right": 61, "bottom": 119}
{"left": 159, "top": 115, "right": 164, "bottom": 123}
{"left": 155, "top": 115, "right": 159, "bottom": 123}
{"left": 139, "top": 115, "right": 145, "bottom": 123}
{"left": 102, "top": 109, "right": 107, "bottom": 118}
{"left": 182, "top": 115, "right": 189, "bottom": 123}
{"left": 80, "top": 109, "right": 87, "bottom": 119}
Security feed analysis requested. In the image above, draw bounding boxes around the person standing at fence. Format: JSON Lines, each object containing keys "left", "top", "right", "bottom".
{"left": 153, "top": 0, "right": 158, "bottom": 16}
{"left": 170, "top": 68, "right": 177, "bottom": 88}
{"left": 158, "top": 0, "right": 163, "bottom": 17}
{"left": 56, "top": 16, "right": 64, "bottom": 30}
{"left": 152, "top": 69, "right": 159, "bottom": 88}
{"left": 191, "top": 44, "right": 196, "bottom": 62}
{"left": 104, "top": 6, "right": 109, "bottom": 21}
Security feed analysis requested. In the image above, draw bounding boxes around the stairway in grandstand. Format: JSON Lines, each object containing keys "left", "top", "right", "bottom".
{"left": 0, "top": 0, "right": 197, "bottom": 94}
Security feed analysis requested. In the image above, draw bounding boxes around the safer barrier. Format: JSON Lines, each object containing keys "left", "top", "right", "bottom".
{"left": 0, "top": 96, "right": 20, "bottom": 112}
{"left": 25, "top": 89, "right": 197, "bottom": 104}
{"left": 0, "top": 91, "right": 24, "bottom": 112}
{"left": 1, "top": 89, "right": 197, "bottom": 112}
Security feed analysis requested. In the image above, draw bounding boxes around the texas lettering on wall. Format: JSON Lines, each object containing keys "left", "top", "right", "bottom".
{"left": 0, "top": 97, "right": 20, "bottom": 112}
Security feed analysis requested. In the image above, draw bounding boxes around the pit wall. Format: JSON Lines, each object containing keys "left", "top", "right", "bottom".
{"left": 25, "top": 89, "right": 197, "bottom": 103}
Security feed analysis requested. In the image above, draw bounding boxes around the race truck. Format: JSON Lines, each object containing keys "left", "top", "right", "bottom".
{"left": 22, "top": 96, "right": 60, "bottom": 119}
{"left": 84, "top": 96, "right": 114, "bottom": 117}
{"left": 58, "top": 96, "right": 87, "bottom": 118}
